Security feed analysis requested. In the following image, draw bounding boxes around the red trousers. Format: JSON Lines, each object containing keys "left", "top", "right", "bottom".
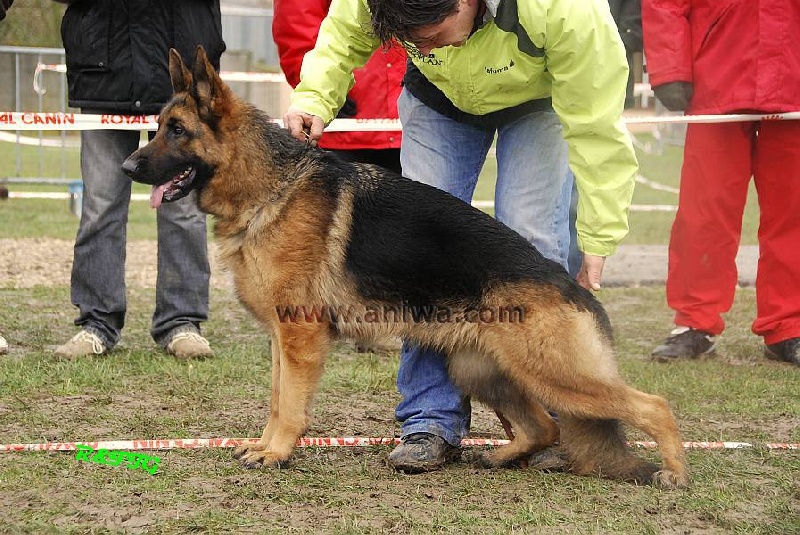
{"left": 667, "top": 120, "right": 800, "bottom": 345}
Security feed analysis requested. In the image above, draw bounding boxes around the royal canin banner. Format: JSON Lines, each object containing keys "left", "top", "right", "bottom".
{"left": 0, "top": 112, "right": 402, "bottom": 132}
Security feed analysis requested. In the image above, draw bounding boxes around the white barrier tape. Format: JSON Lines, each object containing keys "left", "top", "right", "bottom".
{"left": 0, "top": 112, "right": 158, "bottom": 131}
{"left": 320, "top": 118, "right": 403, "bottom": 132}
{"left": 4, "top": 111, "right": 800, "bottom": 133}
{"left": 624, "top": 111, "right": 800, "bottom": 124}
{"left": 218, "top": 70, "right": 287, "bottom": 83}
{"left": 0, "top": 436, "right": 796, "bottom": 452}
{"left": 0, "top": 113, "right": 402, "bottom": 132}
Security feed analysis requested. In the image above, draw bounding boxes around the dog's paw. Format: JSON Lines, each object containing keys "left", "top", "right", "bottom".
{"left": 232, "top": 441, "right": 290, "bottom": 468}
{"left": 475, "top": 450, "right": 521, "bottom": 469}
{"left": 651, "top": 469, "right": 689, "bottom": 489}
{"left": 232, "top": 441, "right": 266, "bottom": 460}
{"left": 527, "top": 446, "right": 569, "bottom": 472}
{"left": 235, "top": 448, "right": 291, "bottom": 469}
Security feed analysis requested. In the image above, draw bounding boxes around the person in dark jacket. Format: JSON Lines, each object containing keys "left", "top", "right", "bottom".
{"left": 608, "top": 0, "right": 642, "bottom": 108}
{"left": 53, "top": 0, "right": 226, "bottom": 360}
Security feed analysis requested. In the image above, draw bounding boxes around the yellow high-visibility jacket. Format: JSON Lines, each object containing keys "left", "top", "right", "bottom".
{"left": 292, "top": 0, "right": 639, "bottom": 257}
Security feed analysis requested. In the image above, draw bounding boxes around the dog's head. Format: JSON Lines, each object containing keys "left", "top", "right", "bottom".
{"left": 122, "top": 46, "right": 230, "bottom": 208}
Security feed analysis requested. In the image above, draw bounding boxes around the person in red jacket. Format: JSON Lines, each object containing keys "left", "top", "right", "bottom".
{"left": 272, "top": 0, "right": 405, "bottom": 173}
{"left": 643, "top": 0, "right": 800, "bottom": 365}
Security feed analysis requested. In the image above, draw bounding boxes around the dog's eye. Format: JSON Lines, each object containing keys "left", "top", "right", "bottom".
{"left": 172, "top": 125, "right": 185, "bottom": 136}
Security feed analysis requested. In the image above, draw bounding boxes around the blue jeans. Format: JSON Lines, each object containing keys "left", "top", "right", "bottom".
{"left": 70, "top": 112, "right": 210, "bottom": 349}
{"left": 396, "top": 90, "right": 574, "bottom": 446}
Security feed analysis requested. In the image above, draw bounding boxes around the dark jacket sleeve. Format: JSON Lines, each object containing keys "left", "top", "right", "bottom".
{"left": 0, "top": 0, "right": 13, "bottom": 22}
{"left": 609, "top": 0, "right": 643, "bottom": 53}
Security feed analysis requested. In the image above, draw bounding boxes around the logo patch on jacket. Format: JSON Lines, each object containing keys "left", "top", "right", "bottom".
{"left": 410, "top": 49, "right": 444, "bottom": 66}
{"left": 485, "top": 59, "right": 515, "bottom": 75}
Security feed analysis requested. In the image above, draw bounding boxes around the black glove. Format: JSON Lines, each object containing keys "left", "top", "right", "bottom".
{"left": 654, "top": 82, "right": 693, "bottom": 112}
{"left": 336, "top": 96, "right": 357, "bottom": 118}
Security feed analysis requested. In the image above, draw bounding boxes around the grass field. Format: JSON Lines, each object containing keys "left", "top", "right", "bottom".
{"left": 0, "top": 132, "right": 796, "bottom": 533}
{"left": 0, "top": 285, "right": 797, "bottom": 533}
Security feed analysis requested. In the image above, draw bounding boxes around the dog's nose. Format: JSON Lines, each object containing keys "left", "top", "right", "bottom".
{"left": 121, "top": 157, "right": 139, "bottom": 177}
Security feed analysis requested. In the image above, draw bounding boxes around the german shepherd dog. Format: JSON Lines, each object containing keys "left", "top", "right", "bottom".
{"left": 123, "top": 47, "right": 688, "bottom": 488}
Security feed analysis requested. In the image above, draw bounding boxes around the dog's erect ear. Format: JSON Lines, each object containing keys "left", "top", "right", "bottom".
{"left": 169, "top": 48, "right": 192, "bottom": 93}
{"left": 191, "top": 45, "right": 226, "bottom": 124}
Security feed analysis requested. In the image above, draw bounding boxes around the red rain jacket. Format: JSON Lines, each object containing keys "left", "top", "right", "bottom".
{"left": 642, "top": 0, "right": 800, "bottom": 114}
{"left": 272, "top": 0, "right": 405, "bottom": 150}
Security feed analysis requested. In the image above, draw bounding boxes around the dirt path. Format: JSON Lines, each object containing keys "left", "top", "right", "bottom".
{"left": 1, "top": 238, "right": 759, "bottom": 289}
{"left": 0, "top": 238, "right": 231, "bottom": 289}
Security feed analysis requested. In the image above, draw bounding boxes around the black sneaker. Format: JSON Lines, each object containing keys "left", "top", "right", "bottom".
{"left": 387, "top": 433, "right": 461, "bottom": 473}
{"left": 764, "top": 338, "right": 800, "bottom": 366}
{"left": 651, "top": 327, "right": 716, "bottom": 361}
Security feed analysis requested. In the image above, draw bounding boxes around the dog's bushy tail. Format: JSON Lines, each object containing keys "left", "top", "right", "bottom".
{"left": 558, "top": 416, "right": 660, "bottom": 484}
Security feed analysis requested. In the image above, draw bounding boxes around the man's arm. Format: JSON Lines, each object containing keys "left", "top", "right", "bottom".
{"left": 543, "top": 0, "right": 639, "bottom": 260}
{"left": 284, "top": 0, "right": 380, "bottom": 142}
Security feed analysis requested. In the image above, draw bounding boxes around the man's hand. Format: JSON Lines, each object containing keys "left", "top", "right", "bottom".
{"left": 653, "top": 82, "right": 693, "bottom": 112}
{"left": 576, "top": 254, "right": 606, "bottom": 292}
{"left": 283, "top": 107, "right": 325, "bottom": 146}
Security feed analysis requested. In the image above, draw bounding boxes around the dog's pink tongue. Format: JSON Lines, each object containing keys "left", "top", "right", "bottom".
{"left": 150, "top": 183, "right": 169, "bottom": 209}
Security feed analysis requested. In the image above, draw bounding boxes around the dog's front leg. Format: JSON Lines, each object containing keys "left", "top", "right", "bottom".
{"left": 233, "top": 336, "right": 282, "bottom": 462}
{"left": 261, "top": 336, "right": 282, "bottom": 446}
{"left": 234, "top": 323, "right": 330, "bottom": 468}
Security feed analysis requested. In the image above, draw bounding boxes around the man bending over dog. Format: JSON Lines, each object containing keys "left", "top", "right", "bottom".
{"left": 284, "top": 0, "right": 639, "bottom": 472}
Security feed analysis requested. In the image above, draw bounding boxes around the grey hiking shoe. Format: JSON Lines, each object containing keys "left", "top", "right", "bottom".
{"left": 166, "top": 331, "right": 214, "bottom": 360}
{"left": 55, "top": 330, "right": 108, "bottom": 359}
{"left": 387, "top": 433, "right": 461, "bottom": 473}
{"left": 764, "top": 338, "right": 800, "bottom": 366}
{"left": 652, "top": 327, "right": 716, "bottom": 361}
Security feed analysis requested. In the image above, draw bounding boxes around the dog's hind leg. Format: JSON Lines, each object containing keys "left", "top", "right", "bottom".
{"left": 538, "top": 378, "right": 688, "bottom": 488}
{"left": 448, "top": 352, "right": 559, "bottom": 468}
{"left": 234, "top": 324, "right": 331, "bottom": 469}
{"left": 478, "top": 398, "right": 559, "bottom": 468}
{"left": 508, "top": 309, "right": 688, "bottom": 487}
{"left": 556, "top": 416, "right": 660, "bottom": 484}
